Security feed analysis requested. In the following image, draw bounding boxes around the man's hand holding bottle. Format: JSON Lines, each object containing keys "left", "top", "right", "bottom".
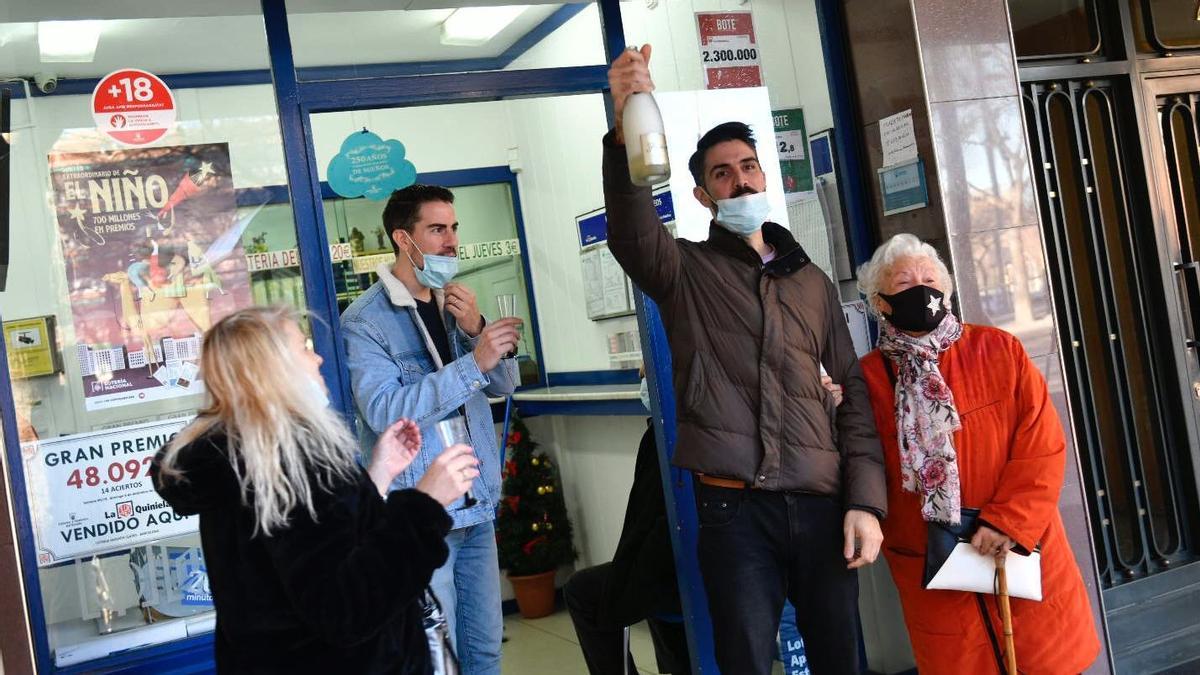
{"left": 608, "top": 44, "right": 654, "bottom": 146}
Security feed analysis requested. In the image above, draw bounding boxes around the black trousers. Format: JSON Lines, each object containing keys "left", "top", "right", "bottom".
{"left": 695, "top": 484, "right": 860, "bottom": 675}
{"left": 564, "top": 563, "right": 690, "bottom": 675}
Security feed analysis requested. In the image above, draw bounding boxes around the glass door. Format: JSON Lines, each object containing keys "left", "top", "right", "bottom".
{"left": 0, "top": 6, "right": 316, "bottom": 670}
{"left": 312, "top": 170, "right": 544, "bottom": 384}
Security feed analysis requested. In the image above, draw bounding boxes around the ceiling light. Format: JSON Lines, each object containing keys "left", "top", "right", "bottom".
{"left": 38, "top": 20, "right": 103, "bottom": 63}
{"left": 440, "top": 6, "right": 527, "bottom": 47}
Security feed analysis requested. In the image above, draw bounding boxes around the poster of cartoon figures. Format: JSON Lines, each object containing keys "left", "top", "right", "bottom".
{"left": 49, "top": 143, "right": 252, "bottom": 411}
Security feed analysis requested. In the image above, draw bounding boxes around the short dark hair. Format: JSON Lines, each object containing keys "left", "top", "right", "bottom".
{"left": 382, "top": 184, "right": 455, "bottom": 254}
{"left": 687, "top": 122, "right": 757, "bottom": 188}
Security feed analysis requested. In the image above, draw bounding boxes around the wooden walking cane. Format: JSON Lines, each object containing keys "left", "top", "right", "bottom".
{"left": 995, "top": 553, "right": 1017, "bottom": 675}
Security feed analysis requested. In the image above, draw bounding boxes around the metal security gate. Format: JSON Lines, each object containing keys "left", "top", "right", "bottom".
{"left": 1022, "top": 79, "right": 1199, "bottom": 588}
{"left": 1161, "top": 91, "right": 1200, "bottom": 358}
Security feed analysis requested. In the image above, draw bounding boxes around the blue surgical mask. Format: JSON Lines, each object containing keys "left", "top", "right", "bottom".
{"left": 403, "top": 232, "right": 459, "bottom": 289}
{"left": 710, "top": 191, "right": 770, "bottom": 236}
{"left": 639, "top": 378, "right": 651, "bottom": 412}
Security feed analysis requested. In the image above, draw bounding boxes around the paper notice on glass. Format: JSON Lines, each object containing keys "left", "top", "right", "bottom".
{"left": 773, "top": 107, "right": 814, "bottom": 202}
{"left": 581, "top": 249, "right": 606, "bottom": 319}
{"left": 879, "top": 109, "right": 918, "bottom": 167}
{"left": 841, "top": 300, "right": 873, "bottom": 357}
{"left": 21, "top": 418, "right": 197, "bottom": 566}
{"left": 50, "top": 143, "right": 253, "bottom": 412}
{"left": 696, "top": 11, "right": 763, "bottom": 90}
{"left": 601, "top": 248, "right": 631, "bottom": 316}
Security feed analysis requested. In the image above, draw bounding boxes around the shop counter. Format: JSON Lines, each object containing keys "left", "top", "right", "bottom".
{"left": 506, "top": 384, "right": 644, "bottom": 417}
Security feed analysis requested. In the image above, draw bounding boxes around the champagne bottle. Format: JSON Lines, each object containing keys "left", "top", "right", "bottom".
{"left": 621, "top": 48, "right": 670, "bottom": 187}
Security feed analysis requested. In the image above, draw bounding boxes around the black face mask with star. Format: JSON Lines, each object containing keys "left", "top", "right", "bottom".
{"left": 879, "top": 285, "right": 947, "bottom": 333}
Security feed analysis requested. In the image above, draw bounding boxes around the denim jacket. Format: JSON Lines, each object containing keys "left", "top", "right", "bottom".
{"left": 341, "top": 263, "right": 518, "bottom": 530}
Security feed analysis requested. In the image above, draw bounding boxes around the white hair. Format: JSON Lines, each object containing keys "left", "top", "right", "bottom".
{"left": 856, "top": 233, "right": 954, "bottom": 317}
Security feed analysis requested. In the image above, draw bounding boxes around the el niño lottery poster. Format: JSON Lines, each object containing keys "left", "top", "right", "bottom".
{"left": 49, "top": 143, "right": 253, "bottom": 411}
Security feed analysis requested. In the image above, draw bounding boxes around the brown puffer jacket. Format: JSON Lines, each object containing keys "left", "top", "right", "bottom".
{"left": 602, "top": 132, "right": 886, "bottom": 516}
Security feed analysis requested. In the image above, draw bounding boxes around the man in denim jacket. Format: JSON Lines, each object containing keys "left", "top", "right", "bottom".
{"left": 341, "top": 184, "right": 521, "bottom": 675}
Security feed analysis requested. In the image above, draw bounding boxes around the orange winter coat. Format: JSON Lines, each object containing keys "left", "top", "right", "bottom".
{"left": 861, "top": 324, "right": 1101, "bottom": 675}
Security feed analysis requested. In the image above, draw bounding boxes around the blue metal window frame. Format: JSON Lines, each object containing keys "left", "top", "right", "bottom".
{"left": 260, "top": 0, "right": 612, "bottom": 418}
{"left": 0, "top": 0, "right": 875, "bottom": 671}
{"left": 233, "top": 166, "right": 550, "bottom": 392}
{"left": 815, "top": 0, "right": 875, "bottom": 270}
{"left": 3, "top": 4, "right": 591, "bottom": 100}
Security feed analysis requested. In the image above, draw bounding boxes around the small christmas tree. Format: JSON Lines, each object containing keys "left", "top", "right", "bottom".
{"left": 496, "top": 415, "right": 576, "bottom": 577}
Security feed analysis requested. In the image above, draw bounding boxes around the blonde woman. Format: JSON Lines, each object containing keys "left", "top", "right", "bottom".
{"left": 152, "top": 306, "right": 478, "bottom": 674}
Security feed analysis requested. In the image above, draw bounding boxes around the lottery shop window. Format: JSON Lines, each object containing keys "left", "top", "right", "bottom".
{"left": 0, "top": 9, "right": 311, "bottom": 668}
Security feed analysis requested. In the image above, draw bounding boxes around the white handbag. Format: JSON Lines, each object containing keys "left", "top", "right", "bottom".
{"left": 924, "top": 542, "right": 1043, "bottom": 601}
{"left": 922, "top": 508, "right": 1043, "bottom": 601}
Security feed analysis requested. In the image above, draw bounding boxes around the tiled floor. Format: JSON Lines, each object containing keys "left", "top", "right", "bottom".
{"left": 499, "top": 609, "right": 787, "bottom": 674}
{"left": 500, "top": 609, "right": 661, "bottom": 675}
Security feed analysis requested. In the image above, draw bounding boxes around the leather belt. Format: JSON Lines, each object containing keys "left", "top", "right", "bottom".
{"left": 696, "top": 474, "right": 751, "bottom": 490}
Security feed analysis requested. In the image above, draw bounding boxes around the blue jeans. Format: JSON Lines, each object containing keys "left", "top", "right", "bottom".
{"left": 430, "top": 521, "right": 503, "bottom": 675}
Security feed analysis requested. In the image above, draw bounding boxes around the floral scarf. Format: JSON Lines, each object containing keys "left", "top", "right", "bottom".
{"left": 878, "top": 312, "right": 964, "bottom": 525}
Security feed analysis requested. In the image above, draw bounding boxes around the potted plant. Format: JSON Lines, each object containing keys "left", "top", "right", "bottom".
{"left": 496, "top": 415, "right": 576, "bottom": 618}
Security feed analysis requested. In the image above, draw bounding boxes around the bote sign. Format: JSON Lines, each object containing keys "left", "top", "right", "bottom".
{"left": 696, "top": 11, "right": 763, "bottom": 90}
{"left": 91, "top": 69, "right": 177, "bottom": 146}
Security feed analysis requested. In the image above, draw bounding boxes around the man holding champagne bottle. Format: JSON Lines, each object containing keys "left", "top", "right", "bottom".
{"left": 341, "top": 184, "right": 521, "bottom": 675}
{"left": 603, "top": 46, "right": 886, "bottom": 674}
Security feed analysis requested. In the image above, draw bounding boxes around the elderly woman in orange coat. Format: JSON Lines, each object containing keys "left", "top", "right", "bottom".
{"left": 857, "top": 234, "right": 1100, "bottom": 674}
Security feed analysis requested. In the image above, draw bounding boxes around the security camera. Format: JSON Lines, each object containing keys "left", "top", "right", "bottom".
{"left": 34, "top": 73, "right": 58, "bottom": 94}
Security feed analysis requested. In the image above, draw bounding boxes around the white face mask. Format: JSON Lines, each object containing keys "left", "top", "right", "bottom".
{"left": 304, "top": 375, "right": 329, "bottom": 408}
{"left": 402, "top": 231, "right": 459, "bottom": 289}
{"left": 709, "top": 190, "right": 771, "bottom": 236}
{"left": 639, "top": 377, "right": 651, "bottom": 412}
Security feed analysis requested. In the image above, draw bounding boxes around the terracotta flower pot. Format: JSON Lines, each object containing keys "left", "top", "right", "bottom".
{"left": 507, "top": 569, "right": 557, "bottom": 619}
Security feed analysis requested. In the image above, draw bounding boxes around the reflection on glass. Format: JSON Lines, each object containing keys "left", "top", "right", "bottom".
{"left": 1144, "top": 0, "right": 1200, "bottom": 50}
{"left": 321, "top": 180, "right": 541, "bottom": 384}
{"left": 1167, "top": 106, "right": 1200, "bottom": 257}
{"left": 1165, "top": 102, "right": 1200, "bottom": 371}
{"left": 1007, "top": 0, "right": 1100, "bottom": 58}
{"left": 0, "top": 12, "right": 305, "bottom": 666}
{"left": 242, "top": 203, "right": 308, "bottom": 308}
